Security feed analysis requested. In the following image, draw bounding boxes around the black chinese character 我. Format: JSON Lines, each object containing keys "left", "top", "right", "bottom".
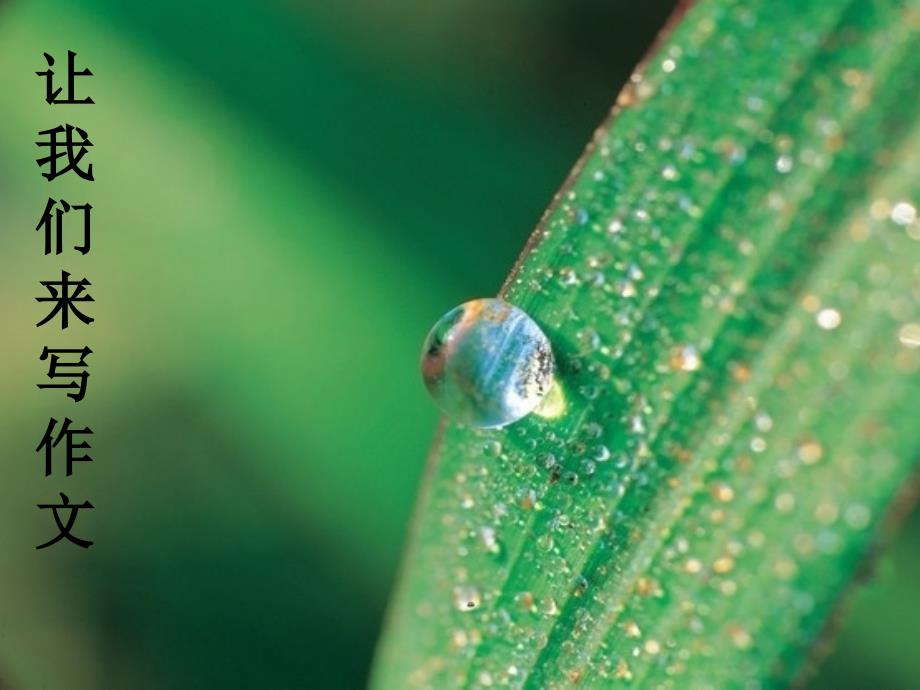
{"left": 36, "top": 124, "right": 94, "bottom": 181}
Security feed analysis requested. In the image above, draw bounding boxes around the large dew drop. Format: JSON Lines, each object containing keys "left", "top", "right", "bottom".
{"left": 421, "top": 298, "right": 555, "bottom": 428}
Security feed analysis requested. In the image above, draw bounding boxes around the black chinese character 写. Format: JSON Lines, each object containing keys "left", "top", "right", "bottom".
{"left": 36, "top": 51, "right": 94, "bottom": 105}
{"left": 36, "top": 271, "right": 94, "bottom": 329}
{"left": 36, "top": 493, "right": 94, "bottom": 549}
{"left": 36, "top": 198, "right": 92, "bottom": 255}
{"left": 36, "top": 417, "right": 93, "bottom": 476}
{"left": 36, "top": 124, "right": 94, "bottom": 181}
{"left": 37, "top": 346, "right": 92, "bottom": 402}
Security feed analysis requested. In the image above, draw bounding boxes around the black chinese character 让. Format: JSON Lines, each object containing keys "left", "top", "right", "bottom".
{"left": 36, "top": 51, "right": 94, "bottom": 105}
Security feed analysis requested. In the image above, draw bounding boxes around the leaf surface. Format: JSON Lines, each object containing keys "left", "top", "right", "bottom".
{"left": 373, "top": 1, "right": 920, "bottom": 688}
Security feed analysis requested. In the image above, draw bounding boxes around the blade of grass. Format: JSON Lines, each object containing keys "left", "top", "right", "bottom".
{"left": 373, "top": 0, "right": 920, "bottom": 687}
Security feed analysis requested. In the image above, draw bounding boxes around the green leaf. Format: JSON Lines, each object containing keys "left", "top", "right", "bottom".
{"left": 372, "top": 1, "right": 920, "bottom": 688}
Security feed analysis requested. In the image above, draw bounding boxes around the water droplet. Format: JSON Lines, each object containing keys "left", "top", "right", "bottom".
{"left": 845, "top": 503, "right": 871, "bottom": 529}
{"left": 614, "top": 660, "right": 633, "bottom": 680}
{"left": 607, "top": 218, "right": 624, "bottom": 234}
{"left": 745, "top": 95, "right": 764, "bottom": 112}
{"left": 797, "top": 439, "right": 823, "bottom": 464}
{"left": 515, "top": 591, "right": 535, "bottom": 612}
{"left": 712, "top": 556, "right": 734, "bottom": 574}
{"left": 482, "top": 440, "right": 502, "bottom": 458}
{"left": 540, "top": 452, "right": 558, "bottom": 470}
{"left": 519, "top": 488, "right": 537, "bottom": 510}
{"left": 579, "top": 384, "right": 600, "bottom": 400}
{"left": 617, "top": 280, "right": 638, "bottom": 298}
{"left": 684, "top": 558, "right": 703, "bottom": 574}
{"left": 453, "top": 585, "right": 482, "bottom": 611}
{"left": 627, "top": 263, "right": 645, "bottom": 280}
{"left": 816, "top": 308, "right": 842, "bottom": 330}
{"left": 754, "top": 411, "right": 773, "bottom": 432}
{"left": 670, "top": 344, "right": 702, "bottom": 372}
{"left": 450, "top": 629, "right": 470, "bottom": 649}
{"left": 711, "top": 482, "right": 735, "bottom": 503}
{"left": 568, "top": 439, "right": 587, "bottom": 457}
{"left": 583, "top": 421, "right": 603, "bottom": 439}
{"left": 898, "top": 323, "right": 920, "bottom": 348}
{"left": 421, "top": 298, "right": 555, "bottom": 428}
{"left": 558, "top": 267, "right": 579, "bottom": 287}
{"left": 479, "top": 526, "right": 500, "bottom": 554}
{"left": 775, "top": 492, "right": 795, "bottom": 512}
{"left": 891, "top": 201, "right": 917, "bottom": 226}
{"left": 727, "top": 624, "right": 753, "bottom": 650}
{"left": 775, "top": 154, "right": 794, "bottom": 173}
{"left": 635, "top": 576, "right": 659, "bottom": 597}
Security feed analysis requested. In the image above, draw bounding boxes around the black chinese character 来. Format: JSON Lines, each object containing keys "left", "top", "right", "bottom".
{"left": 36, "top": 271, "right": 94, "bottom": 329}
{"left": 36, "top": 51, "right": 94, "bottom": 105}
{"left": 36, "top": 417, "right": 93, "bottom": 476}
{"left": 36, "top": 124, "right": 94, "bottom": 181}
{"left": 36, "top": 198, "right": 92, "bottom": 255}
{"left": 36, "top": 493, "right": 94, "bottom": 549}
{"left": 37, "top": 346, "right": 92, "bottom": 402}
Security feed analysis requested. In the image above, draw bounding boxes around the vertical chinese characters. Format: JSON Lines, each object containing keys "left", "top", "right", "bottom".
{"left": 33, "top": 51, "right": 95, "bottom": 550}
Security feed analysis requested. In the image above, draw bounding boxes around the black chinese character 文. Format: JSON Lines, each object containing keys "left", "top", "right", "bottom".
{"left": 36, "top": 51, "right": 94, "bottom": 105}
{"left": 36, "top": 493, "right": 94, "bottom": 549}
{"left": 36, "top": 198, "right": 92, "bottom": 255}
{"left": 36, "top": 124, "right": 94, "bottom": 181}
{"left": 36, "top": 270, "right": 94, "bottom": 329}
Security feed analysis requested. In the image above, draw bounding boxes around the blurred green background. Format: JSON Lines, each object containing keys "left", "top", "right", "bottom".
{"left": 0, "top": 0, "right": 916, "bottom": 688}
